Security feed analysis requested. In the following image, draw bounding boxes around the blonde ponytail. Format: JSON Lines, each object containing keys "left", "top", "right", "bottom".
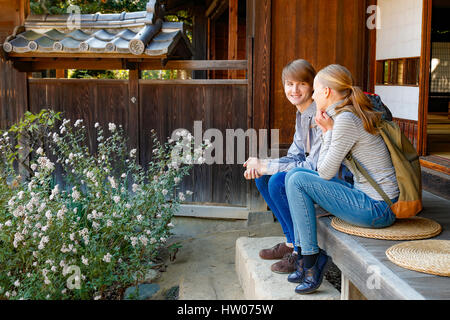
{"left": 316, "top": 64, "right": 382, "bottom": 135}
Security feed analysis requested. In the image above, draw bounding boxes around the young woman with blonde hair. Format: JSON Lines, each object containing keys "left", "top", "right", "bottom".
{"left": 284, "top": 64, "right": 399, "bottom": 294}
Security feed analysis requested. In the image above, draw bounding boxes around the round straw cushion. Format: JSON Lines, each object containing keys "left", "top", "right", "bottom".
{"left": 331, "top": 216, "right": 442, "bottom": 240}
{"left": 386, "top": 240, "right": 450, "bottom": 277}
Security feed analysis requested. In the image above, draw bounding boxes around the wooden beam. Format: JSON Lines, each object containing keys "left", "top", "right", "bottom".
{"left": 417, "top": 0, "right": 433, "bottom": 156}
{"left": 140, "top": 59, "right": 247, "bottom": 70}
{"left": 55, "top": 69, "right": 65, "bottom": 78}
{"left": 228, "top": 0, "right": 238, "bottom": 79}
{"left": 138, "top": 79, "right": 247, "bottom": 85}
{"left": 341, "top": 274, "right": 368, "bottom": 300}
{"left": 420, "top": 158, "right": 450, "bottom": 175}
{"left": 252, "top": 0, "right": 271, "bottom": 131}
{"left": 210, "top": 0, "right": 228, "bottom": 21}
{"left": 11, "top": 58, "right": 248, "bottom": 72}
{"left": 129, "top": 67, "right": 140, "bottom": 163}
{"left": 192, "top": 3, "right": 208, "bottom": 79}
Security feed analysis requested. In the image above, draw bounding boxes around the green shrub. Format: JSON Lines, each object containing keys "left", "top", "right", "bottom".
{"left": 0, "top": 110, "right": 208, "bottom": 299}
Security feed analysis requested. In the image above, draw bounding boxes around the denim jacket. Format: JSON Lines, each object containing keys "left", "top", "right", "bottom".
{"left": 266, "top": 102, "right": 322, "bottom": 175}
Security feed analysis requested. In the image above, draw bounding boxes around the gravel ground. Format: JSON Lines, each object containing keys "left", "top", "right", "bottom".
{"left": 325, "top": 262, "right": 342, "bottom": 292}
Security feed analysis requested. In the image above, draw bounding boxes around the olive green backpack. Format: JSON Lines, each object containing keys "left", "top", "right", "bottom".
{"left": 345, "top": 120, "right": 423, "bottom": 219}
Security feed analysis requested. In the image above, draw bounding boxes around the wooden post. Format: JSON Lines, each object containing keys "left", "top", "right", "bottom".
{"left": 192, "top": 4, "right": 208, "bottom": 79}
{"left": 417, "top": 0, "right": 433, "bottom": 156}
{"left": 128, "top": 68, "right": 140, "bottom": 164}
{"left": 56, "top": 69, "right": 65, "bottom": 78}
{"left": 341, "top": 274, "right": 367, "bottom": 300}
{"left": 228, "top": 0, "right": 238, "bottom": 79}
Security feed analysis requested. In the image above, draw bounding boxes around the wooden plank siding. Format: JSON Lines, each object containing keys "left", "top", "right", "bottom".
{"left": 23, "top": 78, "right": 249, "bottom": 206}
{"left": 0, "top": 61, "right": 28, "bottom": 130}
{"left": 270, "top": 0, "right": 370, "bottom": 146}
{"left": 0, "top": 0, "right": 29, "bottom": 131}
{"left": 139, "top": 80, "right": 248, "bottom": 206}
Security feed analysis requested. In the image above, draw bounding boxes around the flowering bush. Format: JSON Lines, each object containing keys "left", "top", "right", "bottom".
{"left": 0, "top": 110, "right": 208, "bottom": 299}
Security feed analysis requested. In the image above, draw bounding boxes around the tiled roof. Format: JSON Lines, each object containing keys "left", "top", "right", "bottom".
{"left": 2, "top": 0, "right": 193, "bottom": 58}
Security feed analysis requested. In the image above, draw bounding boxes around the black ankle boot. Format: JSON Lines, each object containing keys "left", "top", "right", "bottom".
{"left": 287, "top": 253, "right": 304, "bottom": 283}
{"left": 294, "top": 249, "right": 331, "bottom": 294}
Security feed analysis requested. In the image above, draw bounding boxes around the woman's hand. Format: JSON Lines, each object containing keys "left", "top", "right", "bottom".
{"left": 315, "top": 109, "right": 334, "bottom": 133}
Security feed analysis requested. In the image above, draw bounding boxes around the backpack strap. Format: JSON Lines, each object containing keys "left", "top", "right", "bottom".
{"left": 345, "top": 152, "right": 393, "bottom": 206}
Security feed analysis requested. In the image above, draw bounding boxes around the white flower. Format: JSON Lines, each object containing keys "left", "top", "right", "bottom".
{"left": 72, "top": 189, "right": 80, "bottom": 201}
{"left": 139, "top": 235, "right": 148, "bottom": 246}
{"left": 94, "top": 295, "right": 101, "bottom": 300}
{"left": 136, "top": 215, "right": 143, "bottom": 222}
{"left": 113, "top": 196, "right": 120, "bottom": 204}
{"left": 74, "top": 119, "right": 83, "bottom": 127}
{"left": 14, "top": 280, "right": 20, "bottom": 287}
{"left": 197, "top": 156, "right": 206, "bottom": 164}
{"left": 106, "top": 220, "right": 113, "bottom": 227}
{"left": 36, "top": 147, "right": 44, "bottom": 155}
{"left": 168, "top": 222, "right": 175, "bottom": 228}
{"left": 31, "top": 163, "right": 38, "bottom": 171}
{"left": 95, "top": 122, "right": 99, "bottom": 128}
{"left": 45, "top": 210, "right": 52, "bottom": 220}
{"left": 108, "top": 176, "right": 117, "bottom": 189}
{"left": 130, "top": 149, "right": 137, "bottom": 158}
{"left": 178, "top": 192, "right": 185, "bottom": 201}
{"left": 174, "top": 177, "right": 181, "bottom": 184}
{"left": 186, "top": 190, "right": 193, "bottom": 196}
{"left": 82, "top": 256, "right": 89, "bottom": 266}
{"left": 162, "top": 189, "right": 168, "bottom": 196}
{"left": 132, "top": 184, "right": 139, "bottom": 193}
{"left": 5, "top": 220, "right": 12, "bottom": 227}
{"left": 108, "top": 123, "right": 116, "bottom": 132}
{"left": 52, "top": 132, "right": 60, "bottom": 143}
{"left": 121, "top": 173, "right": 126, "bottom": 178}
{"left": 102, "top": 253, "right": 112, "bottom": 263}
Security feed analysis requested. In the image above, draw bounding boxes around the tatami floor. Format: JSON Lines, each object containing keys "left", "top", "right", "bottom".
{"left": 427, "top": 113, "right": 450, "bottom": 160}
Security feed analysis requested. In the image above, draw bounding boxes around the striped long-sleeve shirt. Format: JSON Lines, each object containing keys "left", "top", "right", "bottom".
{"left": 317, "top": 102, "right": 399, "bottom": 201}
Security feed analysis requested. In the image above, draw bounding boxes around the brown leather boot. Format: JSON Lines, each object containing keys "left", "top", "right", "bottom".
{"left": 259, "top": 242, "right": 294, "bottom": 260}
{"left": 270, "top": 252, "right": 297, "bottom": 274}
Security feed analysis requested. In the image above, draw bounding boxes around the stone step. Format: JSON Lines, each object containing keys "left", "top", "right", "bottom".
{"left": 235, "top": 236, "right": 341, "bottom": 300}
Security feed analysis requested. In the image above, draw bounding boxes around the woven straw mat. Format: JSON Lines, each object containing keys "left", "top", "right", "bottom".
{"left": 331, "top": 216, "right": 442, "bottom": 240}
{"left": 386, "top": 240, "right": 450, "bottom": 277}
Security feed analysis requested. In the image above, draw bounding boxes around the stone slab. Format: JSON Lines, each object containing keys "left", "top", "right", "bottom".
{"left": 235, "top": 236, "right": 341, "bottom": 300}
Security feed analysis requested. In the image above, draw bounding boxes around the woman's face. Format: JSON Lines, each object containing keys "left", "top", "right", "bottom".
{"left": 284, "top": 79, "right": 313, "bottom": 107}
{"left": 312, "top": 77, "right": 328, "bottom": 111}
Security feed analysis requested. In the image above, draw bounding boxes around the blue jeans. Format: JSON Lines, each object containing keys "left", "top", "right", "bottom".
{"left": 285, "top": 168, "right": 397, "bottom": 255}
{"left": 255, "top": 172, "right": 298, "bottom": 251}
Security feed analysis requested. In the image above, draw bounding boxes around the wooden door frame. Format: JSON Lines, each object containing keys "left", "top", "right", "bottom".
{"left": 417, "top": 0, "right": 433, "bottom": 156}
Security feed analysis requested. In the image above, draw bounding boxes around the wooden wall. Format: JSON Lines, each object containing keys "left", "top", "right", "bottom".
{"left": 139, "top": 80, "right": 248, "bottom": 205}
{"left": 270, "top": 0, "right": 371, "bottom": 146}
{"left": 0, "top": 0, "right": 29, "bottom": 130}
{"left": 24, "top": 78, "right": 249, "bottom": 207}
